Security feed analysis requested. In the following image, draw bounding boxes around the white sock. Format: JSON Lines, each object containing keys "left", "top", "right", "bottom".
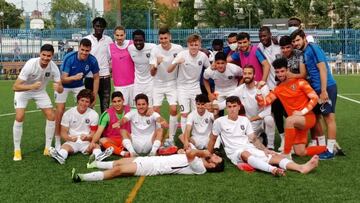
{"left": 96, "top": 161, "right": 114, "bottom": 169}
{"left": 180, "top": 116, "right": 187, "bottom": 134}
{"left": 267, "top": 133, "right": 275, "bottom": 149}
{"left": 264, "top": 116, "right": 275, "bottom": 149}
{"left": 13, "top": 121, "right": 23, "bottom": 150}
{"left": 309, "top": 139, "right": 317, "bottom": 147}
{"left": 169, "top": 115, "right": 177, "bottom": 141}
{"left": 59, "top": 148, "right": 69, "bottom": 159}
{"left": 279, "top": 158, "right": 293, "bottom": 170}
{"left": 151, "top": 140, "right": 161, "bottom": 154}
{"left": 189, "top": 143, "right": 196, "bottom": 149}
{"left": 327, "top": 139, "right": 336, "bottom": 153}
{"left": 214, "top": 136, "right": 221, "bottom": 149}
{"left": 247, "top": 155, "right": 275, "bottom": 173}
{"left": 55, "top": 135, "right": 61, "bottom": 150}
{"left": 45, "top": 120, "right": 55, "bottom": 148}
{"left": 279, "top": 133, "right": 285, "bottom": 151}
{"left": 81, "top": 171, "right": 104, "bottom": 181}
{"left": 93, "top": 148, "right": 102, "bottom": 158}
{"left": 318, "top": 135, "right": 326, "bottom": 146}
{"left": 122, "top": 139, "right": 136, "bottom": 154}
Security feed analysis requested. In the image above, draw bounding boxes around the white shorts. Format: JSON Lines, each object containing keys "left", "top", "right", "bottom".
{"left": 134, "top": 83, "right": 153, "bottom": 107}
{"left": 14, "top": 91, "right": 52, "bottom": 109}
{"left": 192, "top": 135, "right": 210, "bottom": 150}
{"left": 133, "top": 156, "right": 159, "bottom": 176}
{"left": 227, "top": 145, "right": 272, "bottom": 165}
{"left": 132, "top": 134, "right": 153, "bottom": 154}
{"left": 55, "top": 86, "right": 85, "bottom": 103}
{"left": 177, "top": 89, "right": 201, "bottom": 113}
{"left": 153, "top": 87, "right": 177, "bottom": 106}
{"left": 63, "top": 139, "right": 90, "bottom": 154}
{"left": 114, "top": 84, "right": 134, "bottom": 106}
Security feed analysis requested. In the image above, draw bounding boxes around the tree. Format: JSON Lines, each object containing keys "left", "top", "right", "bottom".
{"left": 178, "top": 0, "right": 197, "bottom": 28}
{"left": 49, "top": 0, "right": 91, "bottom": 28}
{"left": 0, "top": 0, "right": 23, "bottom": 28}
{"left": 202, "top": 0, "right": 238, "bottom": 28}
{"left": 156, "top": 3, "right": 179, "bottom": 28}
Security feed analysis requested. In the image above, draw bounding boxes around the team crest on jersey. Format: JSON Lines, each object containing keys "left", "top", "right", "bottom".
{"left": 85, "top": 118, "right": 90, "bottom": 124}
{"left": 45, "top": 72, "right": 50, "bottom": 77}
{"left": 290, "top": 84, "right": 297, "bottom": 91}
{"left": 173, "top": 53, "right": 177, "bottom": 58}
{"left": 146, "top": 53, "right": 151, "bottom": 58}
{"left": 205, "top": 118, "right": 209, "bottom": 124}
{"left": 228, "top": 76, "right": 233, "bottom": 80}
{"left": 241, "top": 125, "right": 245, "bottom": 130}
{"left": 85, "top": 65, "right": 90, "bottom": 72}
{"left": 146, "top": 119, "right": 150, "bottom": 124}
{"left": 198, "top": 61, "right": 202, "bottom": 66}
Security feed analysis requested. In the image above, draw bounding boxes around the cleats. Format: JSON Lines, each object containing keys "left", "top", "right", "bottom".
{"left": 163, "top": 138, "right": 174, "bottom": 147}
{"left": 49, "top": 147, "right": 65, "bottom": 164}
{"left": 71, "top": 168, "right": 81, "bottom": 183}
{"left": 319, "top": 150, "right": 335, "bottom": 160}
{"left": 13, "top": 150, "right": 22, "bottom": 161}
{"left": 95, "top": 147, "right": 114, "bottom": 161}
{"left": 237, "top": 163, "right": 256, "bottom": 173}
{"left": 43, "top": 148, "right": 50, "bottom": 156}
{"left": 158, "top": 146, "right": 178, "bottom": 155}
{"left": 86, "top": 161, "right": 97, "bottom": 169}
{"left": 334, "top": 143, "right": 346, "bottom": 156}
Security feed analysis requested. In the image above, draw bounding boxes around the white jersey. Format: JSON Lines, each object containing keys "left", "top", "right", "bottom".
{"left": 149, "top": 43, "right": 183, "bottom": 87}
{"left": 134, "top": 154, "right": 206, "bottom": 176}
{"left": 212, "top": 116, "right": 254, "bottom": 156}
{"left": 17, "top": 57, "right": 61, "bottom": 93}
{"left": 125, "top": 110, "right": 160, "bottom": 137}
{"left": 84, "top": 34, "right": 113, "bottom": 77}
{"left": 128, "top": 43, "right": 156, "bottom": 85}
{"left": 187, "top": 110, "right": 214, "bottom": 138}
{"left": 257, "top": 42, "right": 281, "bottom": 90}
{"left": 203, "top": 63, "right": 242, "bottom": 95}
{"left": 61, "top": 107, "right": 99, "bottom": 137}
{"left": 175, "top": 50, "right": 210, "bottom": 90}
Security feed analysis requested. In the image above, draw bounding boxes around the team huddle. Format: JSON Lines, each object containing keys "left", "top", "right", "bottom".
{"left": 12, "top": 17, "right": 344, "bottom": 182}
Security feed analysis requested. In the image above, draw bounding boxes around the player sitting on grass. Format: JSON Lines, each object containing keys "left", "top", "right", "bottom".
{"left": 49, "top": 89, "right": 113, "bottom": 164}
{"left": 178, "top": 94, "right": 214, "bottom": 150}
{"left": 88, "top": 91, "right": 131, "bottom": 157}
{"left": 208, "top": 96, "right": 319, "bottom": 176}
{"left": 71, "top": 149, "right": 224, "bottom": 182}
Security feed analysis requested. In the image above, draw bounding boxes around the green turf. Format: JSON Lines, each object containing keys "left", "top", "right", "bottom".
{"left": 1, "top": 75, "right": 360, "bottom": 202}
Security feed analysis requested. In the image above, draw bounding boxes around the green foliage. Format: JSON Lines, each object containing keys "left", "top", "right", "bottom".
{"left": 178, "top": 0, "right": 197, "bottom": 28}
{"left": 0, "top": 0, "right": 23, "bottom": 28}
{"left": 202, "top": 0, "right": 238, "bottom": 28}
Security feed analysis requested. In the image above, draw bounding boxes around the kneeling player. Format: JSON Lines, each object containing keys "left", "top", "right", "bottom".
{"left": 208, "top": 96, "right": 319, "bottom": 176}
{"left": 178, "top": 94, "right": 214, "bottom": 150}
{"left": 72, "top": 149, "right": 224, "bottom": 182}
{"left": 49, "top": 89, "right": 112, "bottom": 164}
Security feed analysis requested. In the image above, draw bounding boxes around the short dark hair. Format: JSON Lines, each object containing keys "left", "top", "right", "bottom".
{"left": 227, "top": 32, "right": 237, "bottom": 38}
{"left": 40, "top": 44, "right": 54, "bottom": 53}
{"left": 214, "top": 52, "right": 227, "bottom": 61}
{"left": 272, "top": 57, "right": 288, "bottom": 69}
{"left": 243, "top": 64, "right": 255, "bottom": 74}
{"left": 206, "top": 151, "right": 225, "bottom": 173}
{"left": 195, "top": 94, "right": 210, "bottom": 103}
{"left": 132, "top": 29, "right": 145, "bottom": 40}
{"left": 279, "top": 35, "right": 292, "bottom": 46}
{"left": 114, "top": 26, "right": 125, "bottom": 34}
{"left": 135, "top": 93, "right": 148, "bottom": 104}
{"left": 212, "top": 39, "right": 223, "bottom": 47}
{"left": 159, "top": 27, "right": 170, "bottom": 35}
{"left": 237, "top": 32, "right": 250, "bottom": 41}
{"left": 92, "top": 17, "right": 107, "bottom": 28}
{"left": 288, "top": 17, "right": 302, "bottom": 26}
{"left": 111, "top": 91, "right": 124, "bottom": 100}
{"left": 79, "top": 38, "right": 92, "bottom": 47}
{"left": 259, "top": 26, "right": 271, "bottom": 33}
{"left": 226, "top": 96, "right": 241, "bottom": 105}
{"left": 77, "top": 89, "right": 95, "bottom": 104}
{"left": 290, "top": 29, "right": 306, "bottom": 40}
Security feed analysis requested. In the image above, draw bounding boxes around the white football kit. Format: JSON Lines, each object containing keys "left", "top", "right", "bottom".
{"left": 257, "top": 43, "right": 281, "bottom": 90}
{"left": 14, "top": 57, "right": 61, "bottom": 109}
{"left": 129, "top": 43, "right": 156, "bottom": 106}
{"left": 61, "top": 107, "right": 99, "bottom": 154}
{"left": 149, "top": 43, "right": 183, "bottom": 106}
{"left": 186, "top": 110, "right": 214, "bottom": 149}
{"left": 133, "top": 154, "right": 206, "bottom": 176}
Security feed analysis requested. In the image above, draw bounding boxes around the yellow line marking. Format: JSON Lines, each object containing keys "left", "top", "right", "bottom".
{"left": 125, "top": 176, "right": 146, "bottom": 203}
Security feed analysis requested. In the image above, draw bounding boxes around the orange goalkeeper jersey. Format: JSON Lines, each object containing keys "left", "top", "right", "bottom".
{"left": 257, "top": 79, "right": 318, "bottom": 116}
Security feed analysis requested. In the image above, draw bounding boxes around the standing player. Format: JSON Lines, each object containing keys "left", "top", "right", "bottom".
{"left": 12, "top": 44, "right": 63, "bottom": 161}
{"left": 49, "top": 89, "right": 112, "bottom": 164}
{"left": 208, "top": 96, "right": 319, "bottom": 176}
{"left": 168, "top": 34, "right": 211, "bottom": 134}
{"left": 54, "top": 38, "right": 100, "bottom": 150}
{"left": 149, "top": 27, "right": 183, "bottom": 146}
{"left": 291, "top": 29, "right": 340, "bottom": 159}
{"left": 84, "top": 17, "right": 113, "bottom": 113}
{"left": 128, "top": 29, "right": 156, "bottom": 106}
{"left": 71, "top": 149, "right": 224, "bottom": 182}
{"left": 256, "top": 58, "right": 327, "bottom": 158}
{"left": 118, "top": 94, "right": 169, "bottom": 156}
{"left": 110, "top": 26, "right": 135, "bottom": 106}
{"left": 89, "top": 91, "right": 131, "bottom": 157}
{"left": 178, "top": 94, "right": 214, "bottom": 150}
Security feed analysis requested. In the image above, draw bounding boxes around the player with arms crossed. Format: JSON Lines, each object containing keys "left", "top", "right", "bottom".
{"left": 12, "top": 44, "right": 64, "bottom": 160}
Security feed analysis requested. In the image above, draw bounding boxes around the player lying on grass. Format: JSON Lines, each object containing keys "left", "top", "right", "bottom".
{"left": 71, "top": 149, "right": 224, "bottom": 182}
{"left": 208, "top": 96, "right": 319, "bottom": 176}
{"left": 49, "top": 89, "right": 113, "bottom": 164}
{"left": 178, "top": 94, "right": 214, "bottom": 150}
{"left": 256, "top": 58, "right": 327, "bottom": 158}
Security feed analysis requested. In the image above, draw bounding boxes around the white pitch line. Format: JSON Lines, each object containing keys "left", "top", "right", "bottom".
{"left": 340, "top": 93, "right": 360, "bottom": 96}
{"left": 338, "top": 94, "right": 360, "bottom": 104}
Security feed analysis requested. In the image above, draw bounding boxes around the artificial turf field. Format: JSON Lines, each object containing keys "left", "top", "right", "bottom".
{"left": 0, "top": 75, "right": 359, "bottom": 202}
